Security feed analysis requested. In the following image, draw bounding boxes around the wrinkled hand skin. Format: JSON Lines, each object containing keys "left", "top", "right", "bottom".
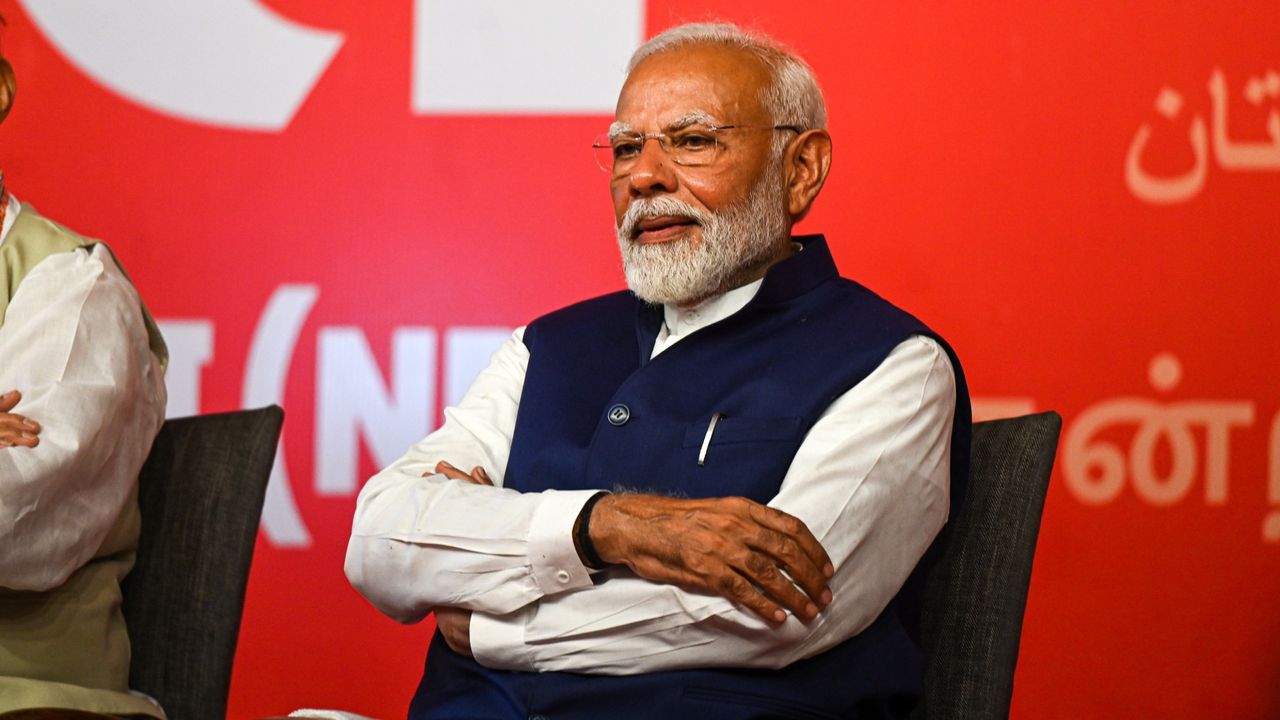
{"left": 0, "top": 389, "right": 40, "bottom": 449}
{"left": 589, "top": 494, "right": 835, "bottom": 624}
{"left": 419, "top": 461, "right": 834, "bottom": 644}
{"left": 425, "top": 460, "right": 490, "bottom": 658}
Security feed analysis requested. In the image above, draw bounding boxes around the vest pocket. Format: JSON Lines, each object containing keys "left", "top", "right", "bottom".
{"left": 681, "top": 685, "right": 841, "bottom": 719}
{"left": 681, "top": 416, "right": 803, "bottom": 447}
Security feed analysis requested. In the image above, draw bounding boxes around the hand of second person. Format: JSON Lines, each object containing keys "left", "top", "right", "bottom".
{"left": 589, "top": 494, "right": 834, "bottom": 624}
{"left": 0, "top": 390, "right": 40, "bottom": 449}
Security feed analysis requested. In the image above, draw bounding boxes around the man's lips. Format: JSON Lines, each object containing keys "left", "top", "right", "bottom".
{"left": 634, "top": 215, "right": 699, "bottom": 243}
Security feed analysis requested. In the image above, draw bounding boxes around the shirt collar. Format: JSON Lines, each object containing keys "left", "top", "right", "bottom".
{"left": 661, "top": 278, "right": 763, "bottom": 340}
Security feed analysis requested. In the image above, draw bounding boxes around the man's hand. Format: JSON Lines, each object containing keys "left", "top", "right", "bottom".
{"left": 589, "top": 494, "right": 834, "bottom": 624}
{"left": 423, "top": 459, "right": 488, "bottom": 658}
{"left": 431, "top": 460, "right": 492, "bottom": 486}
{"left": 435, "top": 606, "right": 473, "bottom": 657}
{"left": 0, "top": 390, "right": 40, "bottom": 449}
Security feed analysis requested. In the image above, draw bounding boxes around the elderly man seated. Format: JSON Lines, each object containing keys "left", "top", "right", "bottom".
{"left": 347, "top": 21, "right": 969, "bottom": 720}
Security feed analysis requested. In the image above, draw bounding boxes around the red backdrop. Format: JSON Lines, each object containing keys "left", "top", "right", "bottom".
{"left": 2, "top": 1, "right": 1278, "bottom": 717}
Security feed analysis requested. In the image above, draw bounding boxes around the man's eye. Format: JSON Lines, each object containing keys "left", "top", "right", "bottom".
{"left": 612, "top": 141, "right": 642, "bottom": 159}
{"left": 673, "top": 133, "right": 717, "bottom": 152}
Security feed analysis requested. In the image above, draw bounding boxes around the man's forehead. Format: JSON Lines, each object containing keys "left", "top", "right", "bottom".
{"left": 614, "top": 44, "right": 771, "bottom": 130}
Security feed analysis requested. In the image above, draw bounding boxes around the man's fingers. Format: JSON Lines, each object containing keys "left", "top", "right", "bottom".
{"left": 6, "top": 415, "right": 40, "bottom": 430}
{"left": 748, "top": 503, "right": 834, "bottom": 579}
{"left": 694, "top": 543, "right": 813, "bottom": 623}
{"left": 716, "top": 567, "right": 787, "bottom": 624}
{"left": 733, "top": 501, "right": 832, "bottom": 615}
{"left": 0, "top": 415, "right": 40, "bottom": 434}
{"left": 0, "top": 396, "right": 41, "bottom": 448}
{"left": 433, "top": 461, "right": 471, "bottom": 481}
{"left": 737, "top": 550, "right": 820, "bottom": 622}
{"left": 0, "top": 421, "right": 40, "bottom": 448}
{"left": 747, "top": 528, "right": 832, "bottom": 610}
{"left": 430, "top": 460, "right": 492, "bottom": 485}
{"left": 0, "top": 409, "right": 38, "bottom": 430}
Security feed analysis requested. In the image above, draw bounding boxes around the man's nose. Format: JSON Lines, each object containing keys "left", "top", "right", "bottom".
{"left": 626, "top": 137, "right": 677, "bottom": 197}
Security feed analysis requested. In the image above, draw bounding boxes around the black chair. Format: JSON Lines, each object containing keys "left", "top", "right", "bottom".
{"left": 913, "top": 411, "right": 1062, "bottom": 720}
{"left": 121, "top": 406, "right": 285, "bottom": 720}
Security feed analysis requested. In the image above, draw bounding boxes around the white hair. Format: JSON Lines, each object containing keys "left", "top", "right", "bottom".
{"left": 627, "top": 22, "right": 828, "bottom": 141}
{"left": 616, "top": 150, "right": 790, "bottom": 306}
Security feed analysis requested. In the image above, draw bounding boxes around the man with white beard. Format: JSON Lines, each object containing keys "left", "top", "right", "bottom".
{"left": 347, "top": 22, "right": 970, "bottom": 720}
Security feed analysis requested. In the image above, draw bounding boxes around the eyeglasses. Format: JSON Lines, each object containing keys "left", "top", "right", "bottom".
{"left": 592, "top": 124, "right": 803, "bottom": 175}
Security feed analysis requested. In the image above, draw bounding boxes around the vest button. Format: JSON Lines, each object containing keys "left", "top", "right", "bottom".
{"left": 607, "top": 404, "right": 630, "bottom": 426}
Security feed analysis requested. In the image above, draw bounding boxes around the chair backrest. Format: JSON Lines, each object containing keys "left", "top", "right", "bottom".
{"left": 913, "top": 411, "right": 1062, "bottom": 720}
{"left": 121, "top": 405, "right": 284, "bottom": 720}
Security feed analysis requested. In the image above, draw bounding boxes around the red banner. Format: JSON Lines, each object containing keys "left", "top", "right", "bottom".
{"left": 2, "top": 1, "right": 1277, "bottom": 717}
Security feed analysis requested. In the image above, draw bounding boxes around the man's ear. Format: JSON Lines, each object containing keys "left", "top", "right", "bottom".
{"left": 0, "top": 58, "right": 14, "bottom": 125}
{"left": 784, "top": 129, "right": 832, "bottom": 222}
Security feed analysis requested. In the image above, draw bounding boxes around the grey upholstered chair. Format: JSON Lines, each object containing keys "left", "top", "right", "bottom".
{"left": 913, "top": 411, "right": 1062, "bottom": 720}
{"left": 121, "top": 405, "right": 285, "bottom": 720}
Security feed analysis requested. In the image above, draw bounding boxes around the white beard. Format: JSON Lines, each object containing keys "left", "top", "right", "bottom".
{"left": 616, "top": 162, "right": 790, "bottom": 307}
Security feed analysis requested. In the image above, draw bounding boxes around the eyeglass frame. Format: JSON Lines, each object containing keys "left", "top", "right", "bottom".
{"left": 591, "top": 123, "right": 804, "bottom": 176}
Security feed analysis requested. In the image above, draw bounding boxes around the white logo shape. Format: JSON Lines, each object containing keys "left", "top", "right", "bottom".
{"left": 244, "top": 285, "right": 318, "bottom": 546}
{"left": 19, "top": 0, "right": 343, "bottom": 131}
{"left": 412, "top": 0, "right": 642, "bottom": 113}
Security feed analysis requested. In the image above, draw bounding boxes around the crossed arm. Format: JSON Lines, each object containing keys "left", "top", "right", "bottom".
{"left": 426, "top": 460, "right": 835, "bottom": 657}
{"left": 346, "top": 330, "right": 956, "bottom": 672}
{"left": 0, "top": 246, "right": 166, "bottom": 590}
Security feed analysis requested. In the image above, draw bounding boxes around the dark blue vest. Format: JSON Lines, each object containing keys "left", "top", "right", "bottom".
{"left": 410, "top": 235, "right": 971, "bottom": 720}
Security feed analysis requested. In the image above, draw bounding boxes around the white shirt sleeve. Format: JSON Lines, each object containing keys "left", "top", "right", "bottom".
{"left": 469, "top": 335, "right": 957, "bottom": 674}
{"left": 344, "top": 327, "right": 601, "bottom": 624}
{"left": 0, "top": 244, "right": 167, "bottom": 591}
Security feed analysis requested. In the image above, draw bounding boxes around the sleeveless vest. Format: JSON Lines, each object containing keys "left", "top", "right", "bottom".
{"left": 0, "top": 205, "right": 167, "bottom": 718}
{"left": 411, "top": 236, "right": 971, "bottom": 720}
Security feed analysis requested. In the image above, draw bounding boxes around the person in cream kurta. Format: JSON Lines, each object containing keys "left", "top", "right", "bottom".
{"left": 0, "top": 39, "right": 168, "bottom": 717}
{"left": 0, "top": 192, "right": 168, "bottom": 718}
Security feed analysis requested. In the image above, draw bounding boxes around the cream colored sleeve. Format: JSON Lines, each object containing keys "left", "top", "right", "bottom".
{"left": 0, "top": 245, "right": 167, "bottom": 591}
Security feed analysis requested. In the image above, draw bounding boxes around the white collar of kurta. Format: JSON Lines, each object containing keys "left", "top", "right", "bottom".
{"left": 652, "top": 278, "right": 763, "bottom": 358}
{"left": 0, "top": 193, "right": 21, "bottom": 249}
{"left": 656, "top": 240, "right": 805, "bottom": 343}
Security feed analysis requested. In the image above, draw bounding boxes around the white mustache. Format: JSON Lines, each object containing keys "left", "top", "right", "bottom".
{"left": 618, "top": 196, "right": 712, "bottom": 241}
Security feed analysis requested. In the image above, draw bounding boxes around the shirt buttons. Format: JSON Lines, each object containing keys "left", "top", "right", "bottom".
{"left": 555, "top": 570, "right": 571, "bottom": 583}
{"left": 607, "top": 404, "right": 630, "bottom": 426}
